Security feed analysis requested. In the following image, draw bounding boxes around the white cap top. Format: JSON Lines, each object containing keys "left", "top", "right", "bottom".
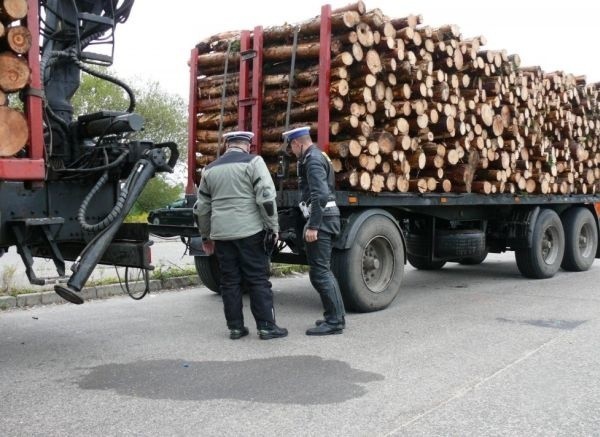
{"left": 282, "top": 126, "right": 311, "bottom": 141}
{"left": 222, "top": 131, "right": 254, "bottom": 143}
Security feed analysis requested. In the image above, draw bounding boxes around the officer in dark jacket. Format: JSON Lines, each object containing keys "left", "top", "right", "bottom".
{"left": 283, "top": 126, "right": 346, "bottom": 335}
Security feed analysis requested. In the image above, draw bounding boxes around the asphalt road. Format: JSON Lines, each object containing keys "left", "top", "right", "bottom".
{"left": 1, "top": 253, "right": 600, "bottom": 436}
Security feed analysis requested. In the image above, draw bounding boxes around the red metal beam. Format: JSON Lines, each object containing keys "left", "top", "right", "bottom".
{"left": 317, "top": 4, "right": 332, "bottom": 153}
{"left": 0, "top": 159, "right": 45, "bottom": 180}
{"left": 186, "top": 47, "right": 199, "bottom": 193}
{"left": 0, "top": 0, "right": 46, "bottom": 181}
{"left": 252, "top": 26, "right": 264, "bottom": 155}
{"left": 238, "top": 30, "right": 252, "bottom": 132}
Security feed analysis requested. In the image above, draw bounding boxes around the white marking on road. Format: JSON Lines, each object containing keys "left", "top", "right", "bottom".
{"left": 383, "top": 331, "right": 569, "bottom": 436}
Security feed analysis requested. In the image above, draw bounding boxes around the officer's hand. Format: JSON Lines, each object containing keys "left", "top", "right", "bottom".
{"left": 304, "top": 228, "right": 318, "bottom": 243}
{"left": 202, "top": 239, "right": 215, "bottom": 255}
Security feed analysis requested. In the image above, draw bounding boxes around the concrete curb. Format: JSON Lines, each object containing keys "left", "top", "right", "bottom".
{"left": 0, "top": 275, "right": 201, "bottom": 311}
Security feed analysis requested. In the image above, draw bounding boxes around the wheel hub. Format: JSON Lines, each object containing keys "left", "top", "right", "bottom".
{"left": 361, "top": 236, "right": 394, "bottom": 293}
{"left": 542, "top": 227, "right": 559, "bottom": 265}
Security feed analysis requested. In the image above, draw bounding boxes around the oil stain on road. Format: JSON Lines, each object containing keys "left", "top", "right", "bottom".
{"left": 78, "top": 355, "right": 384, "bottom": 404}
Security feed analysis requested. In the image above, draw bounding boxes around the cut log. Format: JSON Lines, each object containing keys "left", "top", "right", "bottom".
{"left": 262, "top": 11, "right": 360, "bottom": 42}
{"left": 0, "top": 51, "right": 29, "bottom": 92}
{"left": 2, "top": 25, "right": 31, "bottom": 54}
{"left": 359, "top": 171, "right": 372, "bottom": 190}
{"left": 0, "top": 0, "right": 27, "bottom": 21}
{"left": 409, "top": 178, "right": 428, "bottom": 193}
{"left": 365, "top": 49, "right": 383, "bottom": 74}
{"left": 329, "top": 141, "right": 350, "bottom": 158}
{"left": 332, "top": 1, "right": 366, "bottom": 15}
{"left": 0, "top": 106, "right": 28, "bottom": 157}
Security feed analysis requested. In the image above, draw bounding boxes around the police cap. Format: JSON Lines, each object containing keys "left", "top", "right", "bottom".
{"left": 282, "top": 126, "right": 311, "bottom": 141}
{"left": 223, "top": 131, "right": 254, "bottom": 144}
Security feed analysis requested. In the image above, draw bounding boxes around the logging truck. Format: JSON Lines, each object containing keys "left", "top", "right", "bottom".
{"left": 172, "top": 1, "right": 600, "bottom": 313}
{"left": 0, "top": 0, "right": 178, "bottom": 305}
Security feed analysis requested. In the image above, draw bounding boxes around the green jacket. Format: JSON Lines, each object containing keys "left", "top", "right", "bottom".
{"left": 194, "top": 149, "right": 279, "bottom": 240}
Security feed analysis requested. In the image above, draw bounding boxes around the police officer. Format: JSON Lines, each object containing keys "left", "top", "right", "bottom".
{"left": 194, "top": 131, "right": 287, "bottom": 340}
{"left": 283, "top": 126, "right": 346, "bottom": 335}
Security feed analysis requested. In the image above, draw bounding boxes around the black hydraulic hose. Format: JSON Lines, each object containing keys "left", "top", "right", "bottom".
{"left": 75, "top": 56, "right": 136, "bottom": 113}
{"left": 56, "top": 148, "right": 129, "bottom": 173}
{"left": 77, "top": 152, "right": 138, "bottom": 232}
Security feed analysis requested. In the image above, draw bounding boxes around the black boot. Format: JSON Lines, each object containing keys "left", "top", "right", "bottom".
{"left": 306, "top": 322, "right": 343, "bottom": 336}
{"left": 315, "top": 318, "right": 346, "bottom": 329}
{"left": 258, "top": 323, "right": 288, "bottom": 340}
{"left": 229, "top": 326, "right": 249, "bottom": 340}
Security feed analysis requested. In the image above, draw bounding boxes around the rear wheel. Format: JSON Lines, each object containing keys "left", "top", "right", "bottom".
{"left": 332, "top": 215, "right": 404, "bottom": 312}
{"left": 194, "top": 255, "right": 221, "bottom": 293}
{"left": 515, "top": 209, "right": 565, "bottom": 279}
{"left": 561, "top": 207, "right": 598, "bottom": 272}
{"left": 152, "top": 217, "right": 160, "bottom": 225}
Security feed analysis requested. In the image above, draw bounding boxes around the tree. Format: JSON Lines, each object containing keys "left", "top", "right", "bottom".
{"left": 71, "top": 69, "right": 187, "bottom": 215}
{"left": 130, "top": 177, "right": 184, "bottom": 216}
{"left": 71, "top": 68, "right": 187, "bottom": 155}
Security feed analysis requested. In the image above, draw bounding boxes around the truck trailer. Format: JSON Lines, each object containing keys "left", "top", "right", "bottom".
{"left": 173, "top": 2, "right": 600, "bottom": 313}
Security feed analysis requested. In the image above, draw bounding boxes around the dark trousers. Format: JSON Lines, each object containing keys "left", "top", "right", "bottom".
{"left": 215, "top": 231, "right": 275, "bottom": 329}
{"left": 305, "top": 230, "right": 346, "bottom": 325}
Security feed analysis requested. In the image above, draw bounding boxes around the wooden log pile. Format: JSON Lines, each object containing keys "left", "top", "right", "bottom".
{"left": 0, "top": 0, "right": 30, "bottom": 157}
{"left": 194, "top": 1, "right": 600, "bottom": 195}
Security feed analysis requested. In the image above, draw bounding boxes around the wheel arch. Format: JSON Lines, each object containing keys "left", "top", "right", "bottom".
{"left": 334, "top": 208, "right": 406, "bottom": 258}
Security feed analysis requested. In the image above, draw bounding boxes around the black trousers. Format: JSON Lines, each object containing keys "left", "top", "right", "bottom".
{"left": 305, "top": 229, "right": 346, "bottom": 325}
{"left": 215, "top": 231, "right": 275, "bottom": 329}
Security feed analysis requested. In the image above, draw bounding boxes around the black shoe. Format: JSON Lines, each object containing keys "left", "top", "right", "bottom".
{"left": 258, "top": 324, "right": 288, "bottom": 340}
{"left": 315, "top": 319, "right": 346, "bottom": 329}
{"left": 306, "top": 322, "right": 343, "bottom": 336}
{"left": 229, "top": 327, "right": 249, "bottom": 340}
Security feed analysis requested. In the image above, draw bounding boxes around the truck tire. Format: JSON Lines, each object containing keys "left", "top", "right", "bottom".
{"left": 194, "top": 255, "right": 221, "bottom": 293}
{"left": 406, "top": 253, "right": 446, "bottom": 270}
{"left": 152, "top": 217, "right": 160, "bottom": 225}
{"left": 405, "top": 232, "right": 445, "bottom": 269}
{"left": 406, "top": 229, "right": 485, "bottom": 269}
{"left": 561, "top": 207, "right": 598, "bottom": 272}
{"left": 332, "top": 215, "right": 404, "bottom": 312}
{"left": 515, "top": 208, "right": 565, "bottom": 279}
{"left": 435, "top": 229, "right": 486, "bottom": 259}
{"left": 458, "top": 249, "right": 488, "bottom": 265}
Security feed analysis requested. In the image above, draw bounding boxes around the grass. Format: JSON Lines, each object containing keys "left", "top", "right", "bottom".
{"left": 270, "top": 263, "right": 310, "bottom": 277}
{"left": 0, "top": 265, "right": 17, "bottom": 295}
{"left": 151, "top": 265, "right": 197, "bottom": 280}
{"left": 0, "top": 262, "right": 308, "bottom": 299}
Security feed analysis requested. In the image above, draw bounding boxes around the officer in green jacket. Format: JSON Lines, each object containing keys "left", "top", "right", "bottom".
{"left": 194, "top": 131, "right": 287, "bottom": 340}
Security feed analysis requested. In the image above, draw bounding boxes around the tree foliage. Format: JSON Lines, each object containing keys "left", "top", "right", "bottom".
{"left": 71, "top": 69, "right": 187, "bottom": 153}
{"left": 130, "top": 177, "right": 184, "bottom": 215}
{"left": 71, "top": 69, "right": 187, "bottom": 215}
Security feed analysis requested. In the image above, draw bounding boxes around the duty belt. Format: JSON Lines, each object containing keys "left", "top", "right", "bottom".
{"left": 299, "top": 200, "right": 337, "bottom": 219}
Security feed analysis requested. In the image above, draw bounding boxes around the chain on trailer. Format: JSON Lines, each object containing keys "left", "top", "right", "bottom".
{"left": 277, "top": 25, "right": 299, "bottom": 189}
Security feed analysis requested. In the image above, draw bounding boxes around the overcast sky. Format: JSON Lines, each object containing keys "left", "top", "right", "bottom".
{"left": 112, "top": 0, "right": 600, "bottom": 102}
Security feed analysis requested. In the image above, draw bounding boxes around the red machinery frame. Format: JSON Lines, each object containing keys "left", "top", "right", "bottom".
{"left": 0, "top": 0, "right": 45, "bottom": 181}
{"left": 187, "top": 4, "right": 333, "bottom": 191}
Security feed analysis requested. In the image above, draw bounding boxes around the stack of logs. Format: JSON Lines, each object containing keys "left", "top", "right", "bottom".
{"left": 0, "top": 0, "right": 30, "bottom": 158}
{"left": 194, "top": 1, "right": 600, "bottom": 195}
